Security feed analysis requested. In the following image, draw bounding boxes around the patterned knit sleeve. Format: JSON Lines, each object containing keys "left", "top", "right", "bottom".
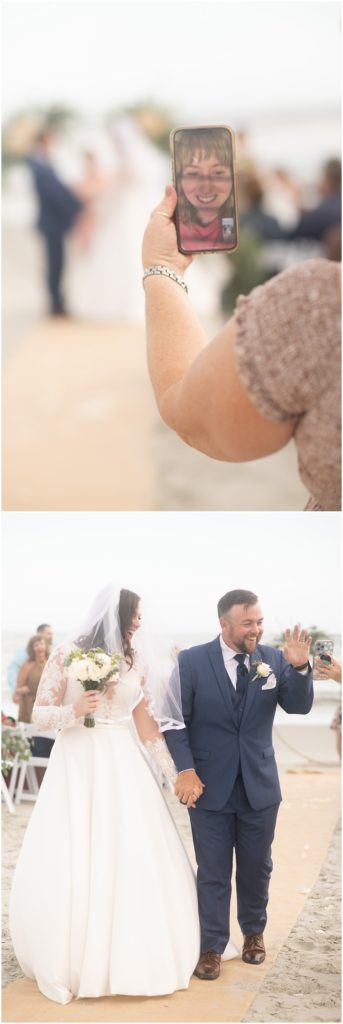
{"left": 234, "top": 258, "right": 340, "bottom": 422}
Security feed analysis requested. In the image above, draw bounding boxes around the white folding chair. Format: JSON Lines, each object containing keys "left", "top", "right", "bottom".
{"left": 7, "top": 754, "right": 21, "bottom": 801}
{"left": 11, "top": 725, "right": 56, "bottom": 805}
{"left": 1, "top": 773, "right": 16, "bottom": 813}
{"left": 14, "top": 756, "right": 51, "bottom": 803}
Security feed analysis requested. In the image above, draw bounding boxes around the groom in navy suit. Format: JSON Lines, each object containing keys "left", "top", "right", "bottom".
{"left": 165, "top": 589, "right": 313, "bottom": 980}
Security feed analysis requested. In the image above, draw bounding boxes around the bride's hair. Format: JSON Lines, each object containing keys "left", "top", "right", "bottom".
{"left": 76, "top": 621, "right": 106, "bottom": 652}
{"left": 118, "top": 589, "right": 140, "bottom": 668}
{"left": 75, "top": 586, "right": 140, "bottom": 662}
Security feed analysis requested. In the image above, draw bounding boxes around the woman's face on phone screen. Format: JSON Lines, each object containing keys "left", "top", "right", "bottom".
{"left": 181, "top": 152, "right": 232, "bottom": 222}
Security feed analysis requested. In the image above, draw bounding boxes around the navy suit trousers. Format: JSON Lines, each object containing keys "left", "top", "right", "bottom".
{"left": 189, "top": 775, "right": 279, "bottom": 953}
{"left": 43, "top": 231, "right": 65, "bottom": 313}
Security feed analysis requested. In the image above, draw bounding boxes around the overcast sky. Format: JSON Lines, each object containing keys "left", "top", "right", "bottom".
{"left": 3, "top": 1, "right": 341, "bottom": 121}
{"left": 2, "top": 512, "right": 341, "bottom": 636}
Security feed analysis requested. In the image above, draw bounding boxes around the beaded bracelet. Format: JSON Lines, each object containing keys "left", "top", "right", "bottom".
{"left": 143, "top": 264, "right": 188, "bottom": 294}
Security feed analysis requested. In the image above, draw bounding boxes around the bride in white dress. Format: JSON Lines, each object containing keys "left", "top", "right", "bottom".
{"left": 65, "top": 116, "right": 227, "bottom": 324}
{"left": 9, "top": 584, "right": 201, "bottom": 1004}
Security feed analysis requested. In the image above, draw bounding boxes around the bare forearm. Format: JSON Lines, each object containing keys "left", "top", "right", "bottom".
{"left": 142, "top": 184, "right": 296, "bottom": 463}
{"left": 144, "top": 277, "right": 236, "bottom": 457}
{"left": 144, "top": 276, "right": 208, "bottom": 418}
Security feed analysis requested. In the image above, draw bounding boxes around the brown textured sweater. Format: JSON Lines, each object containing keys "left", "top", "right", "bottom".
{"left": 234, "top": 258, "right": 341, "bottom": 510}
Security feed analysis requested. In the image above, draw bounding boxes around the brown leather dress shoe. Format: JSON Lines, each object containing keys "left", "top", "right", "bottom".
{"left": 242, "top": 933, "right": 266, "bottom": 964}
{"left": 194, "top": 951, "right": 221, "bottom": 980}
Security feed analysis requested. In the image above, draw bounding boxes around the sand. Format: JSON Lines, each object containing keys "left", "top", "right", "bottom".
{"left": 2, "top": 770, "right": 340, "bottom": 1023}
{"left": 243, "top": 822, "right": 341, "bottom": 1023}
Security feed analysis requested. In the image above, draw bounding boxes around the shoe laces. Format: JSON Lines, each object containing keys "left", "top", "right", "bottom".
{"left": 202, "top": 950, "right": 220, "bottom": 963}
{"left": 244, "top": 933, "right": 264, "bottom": 951}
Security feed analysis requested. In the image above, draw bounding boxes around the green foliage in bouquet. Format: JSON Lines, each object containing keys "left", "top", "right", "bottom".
{"left": 2, "top": 728, "right": 32, "bottom": 777}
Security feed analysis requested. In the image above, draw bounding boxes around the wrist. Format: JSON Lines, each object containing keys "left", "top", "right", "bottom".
{"left": 290, "top": 661, "right": 310, "bottom": 671}
{"left": 143, "top": 264, "right": 188, "bottom": 293}
{"left": 143, "top": 264, "right": 186, "bottom": 276}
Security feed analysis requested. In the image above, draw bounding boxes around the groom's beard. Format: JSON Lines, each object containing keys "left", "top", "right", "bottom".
{"left": 237, "top": 635, "right": 262, "bottom": 654}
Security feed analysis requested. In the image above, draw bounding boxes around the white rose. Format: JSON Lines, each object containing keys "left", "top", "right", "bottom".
{"left": 89, "top": 659, "right": 104, "bottom": 681}
{"left": 98, "top": 656, "right": 112, "bottom": 679}
{"left": 66, "top": 659, "right": 83, "bottom": 681}
{"left": 77, "top": 661, "right": 92, "bottom": 682}
{"left": 255, "top": 662, "right": 272, "bottom": 678}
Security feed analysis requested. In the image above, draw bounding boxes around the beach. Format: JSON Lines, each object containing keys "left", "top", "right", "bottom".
{"left": 2, "top": 767, "right": 340, "bottom": 1023}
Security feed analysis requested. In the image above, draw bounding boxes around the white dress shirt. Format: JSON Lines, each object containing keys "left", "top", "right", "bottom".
{"left": 219, "top": 635, "right": 250, "bottom": 689}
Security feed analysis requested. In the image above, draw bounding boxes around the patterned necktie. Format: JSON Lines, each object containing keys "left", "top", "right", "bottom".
{"left": 234, "top": 653, "right": 249, "bottom": 698}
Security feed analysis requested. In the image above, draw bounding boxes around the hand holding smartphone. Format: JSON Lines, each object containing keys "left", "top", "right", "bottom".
{"left": 313, "top": 639, "right": 334, "bottom": 680}
{"left": 170, "top": 124, "right": 239, "bottom": 255}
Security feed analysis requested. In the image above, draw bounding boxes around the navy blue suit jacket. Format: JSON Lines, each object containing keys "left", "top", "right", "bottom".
{"left": 290, "top": 194, "right": 341, "bottom": 242}
{"left": 165, "top": 638, "right": 313, "bottom": 811}
{"left": 27, "top": 156, "right": 83, "bottom": 237}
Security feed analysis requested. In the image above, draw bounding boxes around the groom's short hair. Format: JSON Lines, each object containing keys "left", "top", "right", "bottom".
{"left": 217, "top": 590, "right": 258, "bottom": 618}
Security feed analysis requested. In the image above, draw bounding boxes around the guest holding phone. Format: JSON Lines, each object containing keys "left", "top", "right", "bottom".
{"left": 142, "top": 185, "right": 341, "bottom": 511}
{"left": 315, "top": 657, "right": 342, "bottom": 685}
{"left": 315, "top": 655, "right": 341, "bottom": 761}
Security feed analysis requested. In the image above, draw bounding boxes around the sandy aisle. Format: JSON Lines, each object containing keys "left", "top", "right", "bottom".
{"left": 2, "top": 769, "right": 340, "bottom": 1023}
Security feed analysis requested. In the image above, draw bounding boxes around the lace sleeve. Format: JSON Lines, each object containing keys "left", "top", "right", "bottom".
{"left": 145, "top": 738, "right": 177, "bottom": 787}
{"left": 32, "top": 646, "right": 78, "bottom": 731}
{"left": 131, "top": 700, "right": 177, "bottom": 789}
{"left": 133, "top": 649, "right": 155, "bottom": 718}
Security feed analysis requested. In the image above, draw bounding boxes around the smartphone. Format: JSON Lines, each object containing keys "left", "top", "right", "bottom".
{"left": 170, "top": 124, "right": 239, "bottom": 255}
{"left": 313, "top": 639, "right": 334, "bottom": 680}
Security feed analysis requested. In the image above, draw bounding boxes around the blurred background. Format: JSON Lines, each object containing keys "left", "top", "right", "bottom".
{"left": 2, "top": 0, "right": 341, "bottom": 511}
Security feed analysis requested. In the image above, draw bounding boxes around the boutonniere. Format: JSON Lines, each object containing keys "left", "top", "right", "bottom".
{"left": 250, "top": 661, "right": 272, "bottom": 682}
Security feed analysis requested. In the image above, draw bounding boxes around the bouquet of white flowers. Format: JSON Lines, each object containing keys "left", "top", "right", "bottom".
{"left": 65, "top": 648, "right": 123, "bottom": 727}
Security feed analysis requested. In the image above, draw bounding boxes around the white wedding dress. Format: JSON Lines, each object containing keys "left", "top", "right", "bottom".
{"left": 64, "top": 117, "right": 227, "bottom": 323}
{"left": 9, "top": 648, "right": 200, "bottom": 1004}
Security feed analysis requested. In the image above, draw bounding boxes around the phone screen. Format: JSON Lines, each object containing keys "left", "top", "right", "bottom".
{"left": 171, "top": 125, "right": 238, "bottom": 255}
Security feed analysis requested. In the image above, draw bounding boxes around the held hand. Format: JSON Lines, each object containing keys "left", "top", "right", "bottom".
{"left": 175, "top": 770, "right": 205, "bottom": 809}
{"left": 17, "top": 685, "right": 30, "bottom": 695}
{"left": 73, "top": 691, "right": 101, "bottom": 718}
{"left": 314, "top": 656, "right": 341, "bottom": 683}
{"left": 283, "top": 625, "right": 312, "bottom": 668}
{"left": 142, "top": 185, "right": 193, "bottom": 276}
{"left": 189, "top": 784, "right": 204, "bottom": 809}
